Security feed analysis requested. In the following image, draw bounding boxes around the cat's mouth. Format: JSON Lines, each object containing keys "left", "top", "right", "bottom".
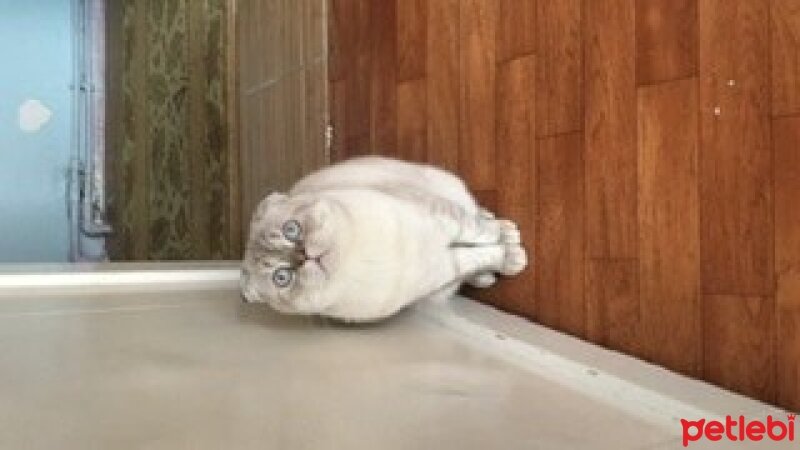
{"left": 307, "top": 250, "right": 330, "bottom": 277}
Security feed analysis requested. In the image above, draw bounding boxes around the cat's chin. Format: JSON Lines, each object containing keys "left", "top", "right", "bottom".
{"left": 269, "top": 294, "right": 332, "bottom": 316}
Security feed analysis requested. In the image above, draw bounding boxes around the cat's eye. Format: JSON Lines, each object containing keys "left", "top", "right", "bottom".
{"left": 272, "top": 268, "right": 294, "bottom": 288}
{"left": 281, "top": 220, "right": 303, "bottom": 242}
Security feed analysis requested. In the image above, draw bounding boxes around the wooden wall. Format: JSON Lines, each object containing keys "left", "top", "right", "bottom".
{"left": 237, "top": 0, "right": 329, "bottom": 238}
{"left": 107, "top": 0, "right": 239, "bottom": 260}
{"left": 328, "top": 0, "right": 800, "bottom": 410}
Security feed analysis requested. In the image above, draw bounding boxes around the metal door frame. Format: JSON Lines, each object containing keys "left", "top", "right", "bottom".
{"left": 69, "top": 0, "right": 110, "bottom": 262}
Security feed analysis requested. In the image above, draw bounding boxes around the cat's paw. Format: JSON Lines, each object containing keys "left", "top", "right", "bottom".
{"left": 501, "top": 244, "right": 528, "bottom": 276}
{"left": 467, "top": 272, "right": 497, "bottom": 289}
{"left": 497, "top": 219, "right": 521, "bottom": 245}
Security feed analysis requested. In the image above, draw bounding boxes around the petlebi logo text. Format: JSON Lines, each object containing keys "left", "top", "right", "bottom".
{"left": 681, "top": 414, "right": 796, "bottom": 447}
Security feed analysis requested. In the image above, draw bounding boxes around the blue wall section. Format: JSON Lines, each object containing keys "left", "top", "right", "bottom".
{"left": 0, "top": 0, "right": 74, "bottom": 262}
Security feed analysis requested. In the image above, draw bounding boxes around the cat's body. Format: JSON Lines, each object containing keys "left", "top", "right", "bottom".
{"left": 241, "top": 156, "right": 527, "bottom": 322}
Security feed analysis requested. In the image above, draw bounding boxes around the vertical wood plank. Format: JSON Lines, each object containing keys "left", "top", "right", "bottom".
{"left": 264, "top": 0, "right": 284, "bottom": 82}
{"left": 345, "top": 0, "right": 372, "bottom": 147}
{"left": 635, "top": 0, "right": 698, "bottom": 85}
{"left": 704, "top": 295, "right": 776, "bottom": 401}
{"left": 637, "top": 79, "right": 700, "bottom": 376}
{"left": 305, "top": 61, "right": 328, "bottom": 172}
{"left": 427, "top": 0, "right": 461, "bottom": 171}
{"left": 330, "top": 80, "right": 348, "bottom": 161}
{"left": 772, "top": 0, "right": 800, "bottom": 116}
{"left": 586, "top": 259, "right": 641, "bottom": 355}
{"left": 369, "top": 0, "right": 397, "bottom": 154}
{"left": 775, "top": 116, "right": 800, "bottom": 410}
{"left": 699, "top": 0, "right": 773, "bottom": 295}
{"left": 396, "top": 78, "right": 428, "bottom": 163}
{"left": 304, "top": 0, "right": 326, "bottom": 63}
{"left": 284, "top": 72, "right": 307, "bottom": 185}
{"left": 282, "top": 0, "right": 305, "bottom": 72}
{"left": 585, "top": 0, "right": 638, "bottom": 259}
{"left": 264, "top": 82, "right": 288, "bottom": 191}
{"left": 397, "top": 0, "right": 427, "bottom": 81}
{"left": 459, "top": 0, "right": 497, "bottom": 190}
{"left": 489, "top": 55, "right": 537, "bottom": 317}
{"left": 536, "top": 132, "right": 585, "bottom": 337}
{"left": 328, "top": 0, "right": 354, "bottom": 82}
{"left": 536, "top": 0, "right": 583, "bottom": 137}
{"left": 497, "top": 0, "right": 536, "bottom": 63}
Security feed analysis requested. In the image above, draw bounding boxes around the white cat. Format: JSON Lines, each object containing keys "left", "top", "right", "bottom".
{"left": 241, "top": 156, "right": 528, "bottom": 322}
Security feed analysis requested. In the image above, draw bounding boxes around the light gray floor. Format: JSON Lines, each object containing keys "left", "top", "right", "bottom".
{"left": 0, "top": 286, "right": 791, "bottom": 449}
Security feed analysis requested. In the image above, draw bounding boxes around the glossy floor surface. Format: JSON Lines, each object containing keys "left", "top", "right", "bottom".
{"left": 0, "top": 285, "right": 790, "bottom": 449}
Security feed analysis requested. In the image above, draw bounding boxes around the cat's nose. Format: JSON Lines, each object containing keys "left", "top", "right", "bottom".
{"left": 291, "top": 247, "right": 309, "bottom": 265}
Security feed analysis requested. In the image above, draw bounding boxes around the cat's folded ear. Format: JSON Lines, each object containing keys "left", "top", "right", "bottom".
{"left": 254, "top": 192, "right": 288, "bottom": 217}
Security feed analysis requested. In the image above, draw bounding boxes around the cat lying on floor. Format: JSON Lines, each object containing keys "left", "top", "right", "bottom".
{"left": 240, "top": 156, "right": 528, "bottom": 322}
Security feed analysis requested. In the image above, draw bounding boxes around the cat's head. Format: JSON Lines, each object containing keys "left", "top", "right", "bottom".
{"left": 241, "top": 192, "right": 341, "bottom": 314}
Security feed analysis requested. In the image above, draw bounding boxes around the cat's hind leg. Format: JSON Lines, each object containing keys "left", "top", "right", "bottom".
{"left": 451, "top": 244, "right": 526, "bottom": 279}
{"left": 446, "top": 212, "right": 520, "bottom": 247}
{"left": 463, "top": 214, "right": 522, "bottom": 288}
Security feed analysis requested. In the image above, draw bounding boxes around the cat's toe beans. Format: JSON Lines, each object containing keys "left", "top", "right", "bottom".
{"left": 501, "top": 244, "right": 527, "bottom": 276}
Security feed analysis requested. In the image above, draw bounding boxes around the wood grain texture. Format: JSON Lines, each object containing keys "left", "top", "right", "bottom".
{"left": 487, "top": 55, "right": 537, "bottom": 317}
{"left": 699, "top": 0, "right": 773, "bottom": 295}
{"left": 323, "top": 0, "right": 800, "bottom": 408}
{"left": 772, "top": 0, "right": 800, "bottom": 116}
{"left": 536, "top": 0, "right": 583, "bottom": 137}
{"left": 330, "top": 80, "right": 347, "bottom": 162}
{"left": 239, "top": 0, "right": 328, "bottom": 221}
{"left": 459, "top": 0, "right": 496, "bottom": 190}
{"left": 282, "top": 0, "right": 305, "bottom": 73}
{"left": 304, "top": 0, "right": 326, "bottom": 62}
{"left": 704, "top": 295, "right": 776, "bottom": 401}
{"left": 328, "top": 0, "right": 353, "bottom": 82}
{"left": 305, "top": 62, "right": 329, "bottom": 172}
{"left": 637, "top": 79, "right": 700, "bottom": 376}
{"left": 284, "top": 71, "right": 308, "bottom": 184}
{"left": 585, "top": 0, "right": 638, "bottom": 259}
{"left": 775, "top": 116, "right": 800, "bottom": 410}
{"left": 396, "top": 78, "right": 428, "bottom": 163}
{"left": 586, "top": 259, "right": 641, "bottom": 355}
{"left": 263, "top": 0, "right": 284, "bottom": 82}
{"left": 536, "top": 132, "right": 586, "bottom": 338}
{"left": 497, "top": 0, "right": 536, "bottom": 63}
{"left": 426, "top": 0, "right": 460, "bottom": 171}
{"left": 635, "top": 0, "right": 697, "bottom": 85}
{"left": 397, "top": 0, "right": 427, "bottom": 81}
{"left": 369, "top": 0, "right": 397, "bottom": 154}
{"left": 345, "top": 0, "right": 372, "bottom": 144}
